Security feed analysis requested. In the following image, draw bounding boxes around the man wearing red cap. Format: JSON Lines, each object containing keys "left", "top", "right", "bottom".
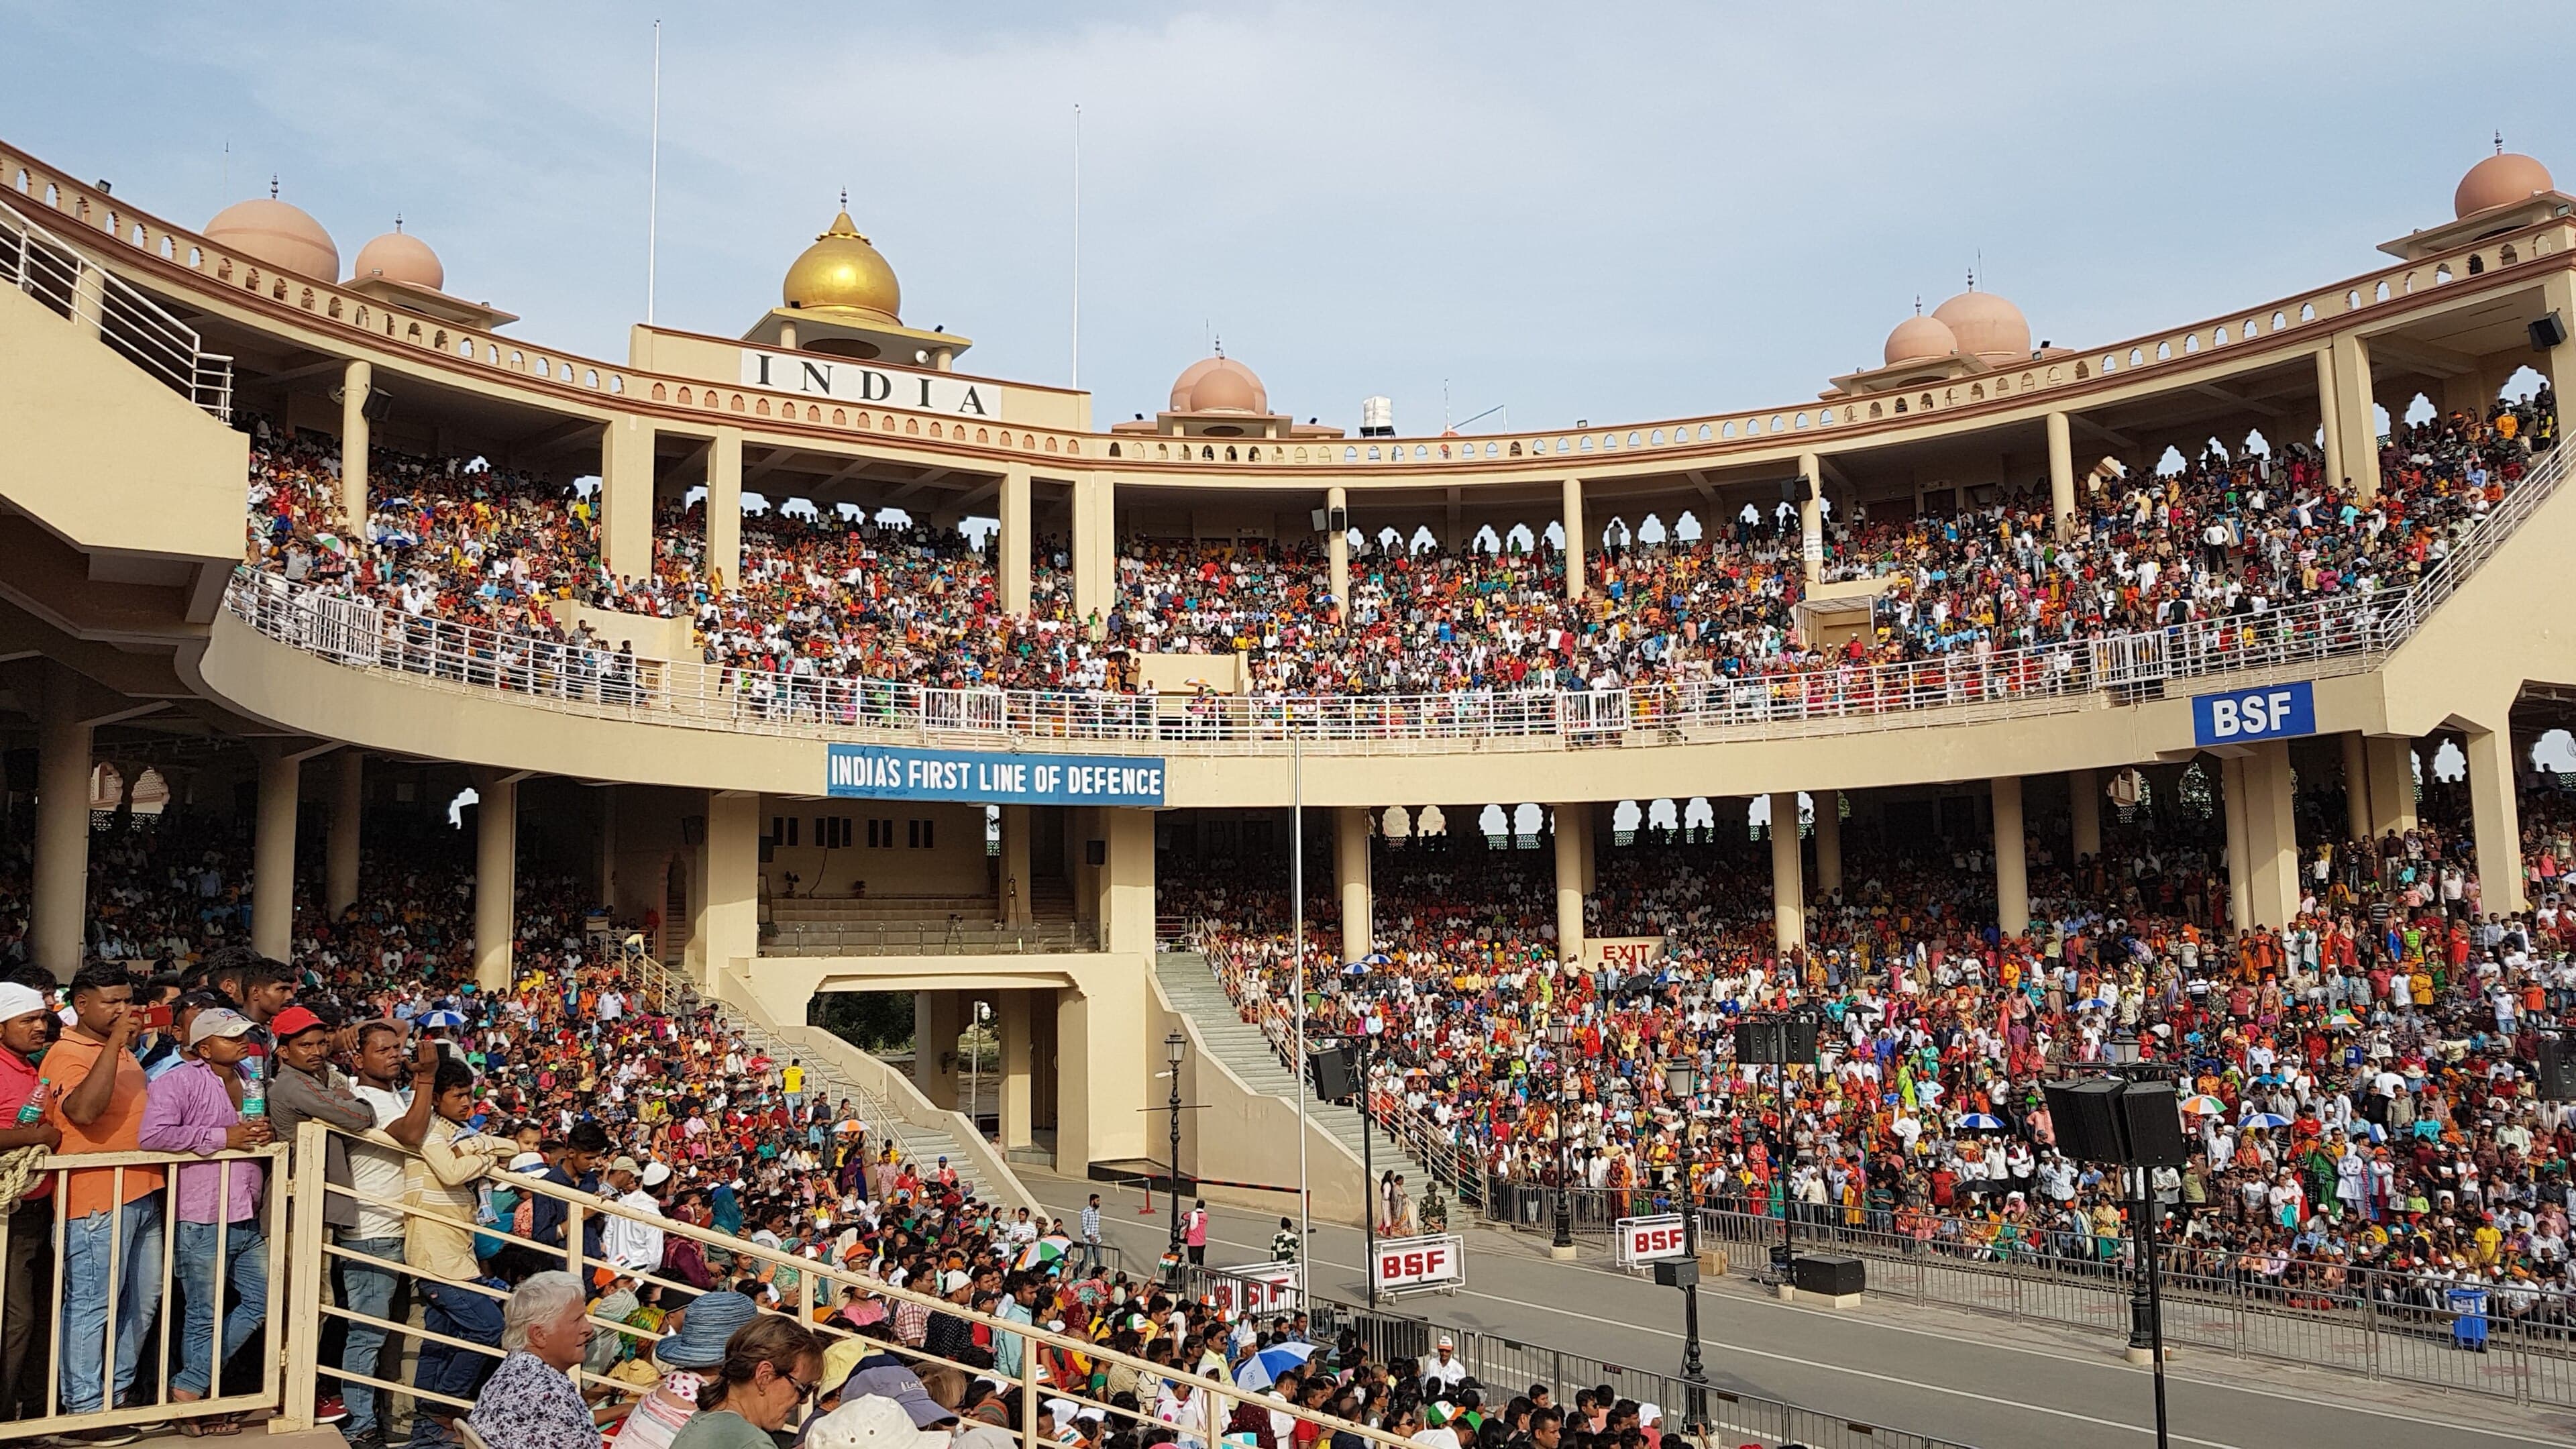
{"left": 265, "top": 1004, "right": 378, "bottom": 1431}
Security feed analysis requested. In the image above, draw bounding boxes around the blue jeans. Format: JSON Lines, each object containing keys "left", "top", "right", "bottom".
{"left": 334, "top": 1234, "right": 406, "bottom": 1434}
{"left": 412, "top": 1279, "right": 504, "bottom": 1443}
{"left": 60, "top": 1195, "right": 165, "bottom": 1413}
{"left": 174, "top": 1218, "right": 271, "bottom": 1396}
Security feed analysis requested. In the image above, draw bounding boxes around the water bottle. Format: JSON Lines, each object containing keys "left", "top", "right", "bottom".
{"left": 239, "top": 1053, "right": 267, "bottom": 1119}
{"left": 12, "top": 1079, "right": 46, "bottom": 1126}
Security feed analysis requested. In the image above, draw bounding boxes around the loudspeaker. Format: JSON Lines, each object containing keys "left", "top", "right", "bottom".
{"left": 1653, "top": 1258, "right": 1700, "bottom": 1289}
{"left": 1734, "top": 1018, "right": 1787, "bottom": 1065}
{"left": 2044, "top": 1078, "right": 2129, "bottom": 1164}
{"left": 1784, "top": 1012, "right": 1821, "bottom": 1064}
{"left": 2532, "top": 311, "right": 2569, "bottom": 352}
{"left": 1084, "top": 839, "right": 1106, "bottom": 866}
{"left": 2540, "top": 1036, "right": 2576, "bottom": 1100}
{"left": 1309, "top": 1044, "right": 1358, "bottom": 1100}
{"left": 2115, "top": 1080, "right": 2191, "bottom": 1168}
{"left": 1779, "top": 476, "right": 1804, "bottom": 504}
{"left": 1328, "top": 506, "right": 1348, "bottom": 533}
{"left": 1791, "top": 1254, "right": 1865, "bottom": 1297}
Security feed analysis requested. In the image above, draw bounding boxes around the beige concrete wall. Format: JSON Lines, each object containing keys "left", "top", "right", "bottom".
{"left": 631, "top": 325, "right": 1089, "bottom": 431}
{"left": 1134, "top": 652, "right": 1246, "bottom": 696}
{"left": 1156, "top": 972, "right": 1371, "bottom": 1224}
{"left": 0, "top": 282, "right": 244, "bottom": 579}
{"left": 544, "top": 600, "right": 693, "bottom": 661}
{"left": 762, "top": 799, "right": 989, "bottom": 898}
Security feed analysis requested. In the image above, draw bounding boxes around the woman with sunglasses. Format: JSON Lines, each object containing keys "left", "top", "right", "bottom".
{"left": 669, "top": 1315, "right": 826, "bottom": 1449}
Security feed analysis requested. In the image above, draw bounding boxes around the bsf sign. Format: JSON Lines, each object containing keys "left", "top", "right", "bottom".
{"left": 1615, "top": 1214, "right": 1689, "bottom": 1267}
{"left": 1370, "top": 1234, "right": 1465, "bottom": 1295}
{"left": 1207, "top": 1262, "right": 1302, "bottom": 1315}
{"left": 2192, "top": 680, "right": 2314, "bottom": 747}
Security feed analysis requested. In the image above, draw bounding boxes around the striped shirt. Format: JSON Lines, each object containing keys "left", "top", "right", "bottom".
{"left": 1080, "top": 1203, "right": 1102, "bottom": 1240}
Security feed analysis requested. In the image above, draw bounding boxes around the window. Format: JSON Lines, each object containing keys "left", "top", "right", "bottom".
{"left": 907, "top": 818, "right": 935, "bottom": 849}
{"left": 769, "top": 816, "right": 800, "bottom": 847}
{"left": 814, "top": 816, "right": 851, "bottom": 849}
{"left": 867, "top": 818, "right": 895, "bottom": 849}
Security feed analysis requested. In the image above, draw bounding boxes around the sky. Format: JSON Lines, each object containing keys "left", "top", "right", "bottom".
{"left": 7, "top": 1, "right": 2573, "bottom": 436}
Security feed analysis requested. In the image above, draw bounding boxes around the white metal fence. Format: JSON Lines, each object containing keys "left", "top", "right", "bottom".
{"left": 227, "top": 442, "right": 2567, "bottom": 755}
{"left": 1, "top": 193, "right": 233, "bottom": 421}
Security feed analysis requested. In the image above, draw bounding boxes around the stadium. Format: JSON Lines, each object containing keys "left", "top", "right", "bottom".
{"left": 3, "top": 23, "right": 2575, "bottom": 1449}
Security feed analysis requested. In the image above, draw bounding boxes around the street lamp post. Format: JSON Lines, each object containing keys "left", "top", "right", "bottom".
{"left": 1358, "top": 1012, "right": 1383, "bottom": 1309}
{"left": 2105, "top": 1032, "right": 2159, "bottom": 1362}
{"left": 1663, "top": 1059, "right": 1706, "bottom": 1384}
{"left": 1548, "top": 1018, "right": 1575, "bottom": 1254}
{"left": 1165, "top": 1030, "right": 1187, "bottom": 1272}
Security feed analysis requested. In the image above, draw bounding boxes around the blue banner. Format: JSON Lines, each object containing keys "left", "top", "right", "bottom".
{"left": 825, "top": 745, "right": 1167, "bottom": 806}
{"left": 2192, "top": 680, "right": 2316, "bottom": 746}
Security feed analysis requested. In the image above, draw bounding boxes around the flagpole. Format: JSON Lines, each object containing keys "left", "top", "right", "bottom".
{"left": 1070, "top": 103, "right": 1082, "bottom": 388}
{"left": 1291, "top": 735, "right": 1310, "bottom": 1274}
{"left": 646, "top": 18, "right": 662, "bottom": 325}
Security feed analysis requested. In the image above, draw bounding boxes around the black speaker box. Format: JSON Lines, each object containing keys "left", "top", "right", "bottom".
{"left": 2116, "top": 1080, "right": 2191, "bottom": 1168}
{"left": 2045, "top": 1078, "right": 2128, "bottom": 1164}
{"left": 1784, "top": 1013, "right": 1821, "bottom": 1063}
{"left": 1309, "top": 1044, "right": 1358, "bottom": 1100}
{"left": 1791, "top": 1254, "right": 1865, "bottom": 1297}
{"left": 1735, "top": 1018, "right": 1787, "bottom": 1065}
{"left": 2539, "top": 1036, "right": 2576, "bottom": 1101}
{"left": 2532, "top": 311, "right": 2568, "bottom": 352}
{"left": 1328, "top": 506, "right": 1348, "bottom": 533}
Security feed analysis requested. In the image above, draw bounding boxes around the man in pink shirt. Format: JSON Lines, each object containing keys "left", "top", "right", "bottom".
{"left": 138, "top": 1008, "right": 275, "bottom": 1417}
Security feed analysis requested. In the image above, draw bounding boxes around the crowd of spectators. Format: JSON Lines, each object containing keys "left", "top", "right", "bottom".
{"left": 237, "top": 394, "right": 2556, "bottom": 708}
{"left": 1191, "top": 769, "right": 2576, "bottom": 1334}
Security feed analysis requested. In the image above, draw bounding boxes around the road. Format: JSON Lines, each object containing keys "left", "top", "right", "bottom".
{"left": 1014, "top": 1169, "right": 2576, "bottom": 1449}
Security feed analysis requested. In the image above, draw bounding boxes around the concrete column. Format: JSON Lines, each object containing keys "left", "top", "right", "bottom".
{"left": 1099, "top": 808, "right": 1155, "bottom": 956}
{"left": 471, "top": 769, "right": 518, "bottom": 991}
{"left": 999, "top": 804, "right": 1032, "bottom": 926}
{"left": 1797, "top": 450, "right": 1824, "bottom": 584}
{"left": 1336, "top": 805, "right": 1372, "bottom": 964}
{"left": 998, "top": 464, "right": 1032, "bottom": 613}
{"left": 1072, "top": 473, "right": 1110, "bottom": 627}
{"left": 2340, "top": 733, "right": 2372, "bottom": 842}
{"left": 1561, "top": 476, "right": 1585, "bottom": 601}
{"left": 1993, "top": 775, "right": 2029, "bottom": 938}
{"left": 252, "top": 746, "right": 301, "bottom": 963}
{"left": 2328, "top": 332, "right": 2381, "bottom": 501}
{"left": 1554, "top": 805, "right": 1588, "bottom": 967}
{"left": 1326, "top": 486, "right": 1350, "bottom": 624}
{"left": 1769, "top": 794, "right": 1804, "bottom": 951}
{"left": 2236, "top": 742, "right": 2302, "bottom": 928}
{"left": 326, "top": 751, "right": 364, "bottom": 917}
{"left": 706, "top": 425, "right": 743, "bottom": 587}
{"left": 702, "top": 790, "right": 759, "bottom": 982}
{"left": 600, "top": 414, "right": 656, "bottom": 582}
{"left": 31, "top": 665, "right": 93, "bottom": 981}
{"left": 999, "top": 991, "right": 1035, "bottom": 1150}
{"left": 2046, "top": 410, "right": 2076, "bottom": 540}
{"left": 2069, "top": 768, "right": 2102, "bottom": 859}
{"left": 339, "top": 359, "right": 372, "bottom": 525}
{"left": 1813, "top": 790, "right": 1842, "bottom": 896}
{"left": 2367, "top": 735, "right": 2420, "bottom": 837}
{"left": 2221, "top": 755, "right": 2253, "bottom": 931}
{"left": 2465, "top": 728, "right": 2529, "bottom": 916}
{"left": 2541, "top": 270, "right": 2576, "bottom": 411}
{"left": 2312, "top": 348, "right": 2345, "bottom": 496}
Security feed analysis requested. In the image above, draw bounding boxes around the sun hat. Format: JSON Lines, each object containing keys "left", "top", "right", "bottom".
{"left": 805, "top": 1395, "right": 950, "bottom": 1449}
{"left": 653, "top": 1289, "right": 758, "bottom": 1368}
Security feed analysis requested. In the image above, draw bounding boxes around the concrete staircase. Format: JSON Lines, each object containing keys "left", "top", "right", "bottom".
{"left": 1153, "top": 950, "right": 1432, "bottom": 1189}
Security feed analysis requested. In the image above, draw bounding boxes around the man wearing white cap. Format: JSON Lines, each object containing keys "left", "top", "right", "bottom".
{"left": 601, "top": 1155, "right": 667, "bottom": 1275}
{"left": 1421, "top": 1336, "right": 1467, "bottom": 1393}
{"left": 0, "top": 979, "right": 62, "bottom": 1420}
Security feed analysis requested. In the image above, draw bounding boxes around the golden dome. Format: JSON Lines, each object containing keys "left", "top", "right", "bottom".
{"left": 1883, "top": 312, "right": 1959, "bottom": 366}
{"left": 352, "top": 225, "right": 443, "bottom": 289}
{"left": 204, "top": 193, "right": 339, "bottom": 282}
{"left": 782, "top": 209, "right": 900, "bottom": 325}
{"left": 1170, "top": 356, "right": 1268, "bottom": 415}
{"left": 1931, "top": 288, "right": 2031, "bottom": 364}
{"left": 2455, "top": 151, "right": 2554, "bottom": 218}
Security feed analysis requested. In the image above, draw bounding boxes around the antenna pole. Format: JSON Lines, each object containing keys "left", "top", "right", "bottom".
{"left": 1072, "top": 103, "right": 1083, "bottom": 388}
{"left": 647, "top": 19, "right": 662, "bottom": 325}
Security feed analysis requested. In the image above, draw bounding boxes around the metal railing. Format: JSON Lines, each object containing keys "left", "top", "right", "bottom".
{"left": 223, "top": 434, "right": 2567, "bottom": 756}
{"left": 0, "top": 1142, "right": 291, "bottom": 1440}
{"left": 1, "top": 193, "right": 233, "bottom": 421}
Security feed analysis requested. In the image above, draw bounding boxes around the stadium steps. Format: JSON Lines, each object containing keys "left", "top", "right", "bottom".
{"left": 1153, "top": 951, "right": 1433, "bottom": 1191}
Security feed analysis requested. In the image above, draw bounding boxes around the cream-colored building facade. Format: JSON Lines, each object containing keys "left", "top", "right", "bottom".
{"left": 7, "top": 136, "right": 2576, "bottom": 1205}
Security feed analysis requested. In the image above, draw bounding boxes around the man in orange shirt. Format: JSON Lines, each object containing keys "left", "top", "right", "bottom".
{"left": 50, "top": 963, "right": 166, "bottom": 1428}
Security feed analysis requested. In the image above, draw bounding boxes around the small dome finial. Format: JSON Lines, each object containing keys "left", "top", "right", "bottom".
{"left": 2497, "top": 129, "right": 2506, "bottom": 156}
{"left": 839, "top": 186, "right": 848, "bottom": 209}
{"left": 1913, "top": 294, "right": 1923, "bottom": 315}
{"left": 269, "top": 174, "right": 279, "bottom": 201}
{"left": 393, "top": 213, "right": 403, "bottom": 233}
{"left": 1214, "top": 335, "right": 1224, "bottom": 359}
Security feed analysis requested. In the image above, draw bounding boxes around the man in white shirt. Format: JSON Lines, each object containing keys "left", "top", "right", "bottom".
{"left": 1421, "top": 1336, "right": 1468, "bottom": 1393}
{"left": 335, "top": 1026, "right": 439, "bottom": 1449}
{"left": 599, "top": 1155, "right": 667, "bottom": 1274}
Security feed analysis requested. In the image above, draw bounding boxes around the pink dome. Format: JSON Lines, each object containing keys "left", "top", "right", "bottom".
{"left": 1170, "top": 356, "right": 1268, "bottom": 415}
{"left": 2455, "top": 152, "right": 2554, "bottom": 218}
{"left": 204, "top": 196, "right": 339, "bottom": 281}
{"left": 1931, "top": 290, "right": 2031, "bottom": 364}
{"left": 352, "top": 227, "right": 443, "bottom": 289}
{"left": 1883, "top": 313, "right": 1960, "bottom": 366}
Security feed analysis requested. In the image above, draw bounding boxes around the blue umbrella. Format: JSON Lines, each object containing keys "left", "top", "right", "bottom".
{"left": 1234, "top": 1341, "right": 1317, "bottom": 1390}
{"left": 419, "top": 1008, "right": 467, "bottom": 1028}
{"left": 1956, "top": 1112, "right": 2006, "bottom": 1131}
{"left": 2241, "top": 1112, "right": 2291, "bottom": 1129}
